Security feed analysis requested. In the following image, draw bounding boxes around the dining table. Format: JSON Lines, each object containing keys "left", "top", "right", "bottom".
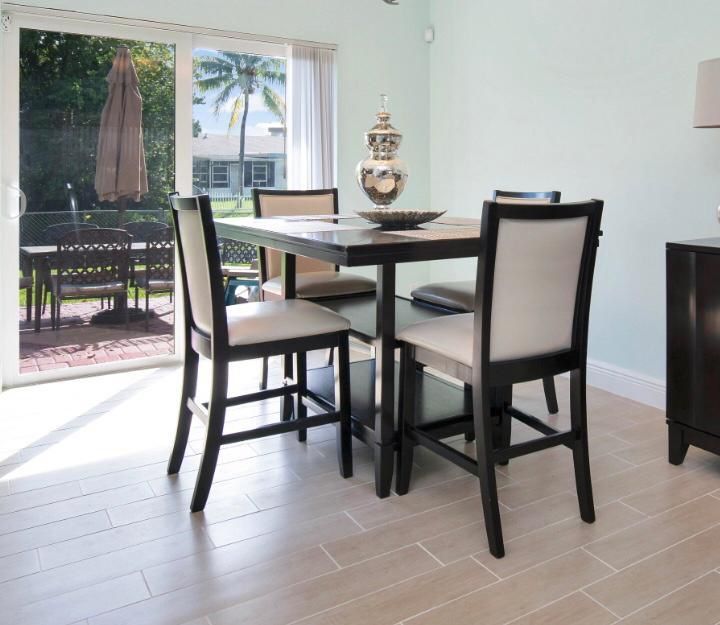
{"left": 215, "top": 213, "right": 491, "bottom": 498}
{"left": 20, "top": 241, "right": 148, "bottom": 332}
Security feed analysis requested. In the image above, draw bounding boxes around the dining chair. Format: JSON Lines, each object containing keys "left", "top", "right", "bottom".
{"left": 396, "top": 199, "right": 604, "bottom": 558}
{"left": 167, "top": 193, "right": 353, "bottom": 512}
{"left": 253, "top": 188, "right": 377, "bottom": 393}
{"left": 253, "top": 188, "right": 376, "bottom": 300}
{"left": 48, "top": 228, "right": 132, "bottom": 331}
{"left": 410, "top": 190, "right": 562, "bottom": 416}
{"left": 132, "top": 225, "right": 174, "bottom": 331}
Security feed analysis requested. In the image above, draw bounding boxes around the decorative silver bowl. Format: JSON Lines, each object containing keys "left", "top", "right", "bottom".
{"left": 356, "top": 208, "right": 446, "bottom": 229}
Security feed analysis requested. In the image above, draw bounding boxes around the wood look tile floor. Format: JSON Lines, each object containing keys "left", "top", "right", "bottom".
{"left": 1, "top": 355, "right": 720, "bottom": 625}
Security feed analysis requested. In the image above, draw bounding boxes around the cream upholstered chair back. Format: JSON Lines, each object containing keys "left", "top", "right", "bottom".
{"left": 169, "top": 194, "right": 226, "bottom": 340}
{"left": 254, "top": 189, "right": 338, "bottom": 281}
{"left": 477, "top": 200, "right": 602, "bottom": 364}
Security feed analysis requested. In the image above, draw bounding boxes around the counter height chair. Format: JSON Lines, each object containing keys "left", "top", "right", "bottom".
{"left": 167, "top": 193, "right": 353, "bottom": 512}
{"left": 253, "top": 188, "right": 376, "bottom": 300}
{"left": 411, "top": 190, "right": 562, "bottom": 416}
{"left": 397, "top": 199, "right": 603, "bottom": 558}
{"left": 253, "top": 188, "right": 377, "bottom": 395}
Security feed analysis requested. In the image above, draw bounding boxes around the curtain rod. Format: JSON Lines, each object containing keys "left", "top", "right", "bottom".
{"left": 2, "top": 3, "right": 338, "bottom": 51}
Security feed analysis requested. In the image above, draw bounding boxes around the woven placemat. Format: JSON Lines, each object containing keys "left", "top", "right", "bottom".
{"left": 387, "top": 227, "right": 480, "bottom": 240}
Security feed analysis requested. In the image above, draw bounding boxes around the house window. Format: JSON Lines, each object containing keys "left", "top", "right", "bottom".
{"left": 212, "top": 162, "right": 230, "bottom": 188}
{"left": 192, "top": 159, "right": 209, "bottom": 191}
{"left": 244, "top": 160, "right": 276, "bottom": 188}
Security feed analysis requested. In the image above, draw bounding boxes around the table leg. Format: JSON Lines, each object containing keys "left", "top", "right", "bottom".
{"left": 33, "top": 258, "right": 45, "bottom": 332}
{"left": 374, "top": 263, "right": 396, "bottom": 498}
{"left": 280, "top": 253, "right": 296, "bottom": 421}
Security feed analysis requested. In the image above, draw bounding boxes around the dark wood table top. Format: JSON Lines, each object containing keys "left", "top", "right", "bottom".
{"left": 214, "top": 215, "right": 482, "bottom": 267}
{"left": 667, "top": 238, "right": 720, "bottom": 254}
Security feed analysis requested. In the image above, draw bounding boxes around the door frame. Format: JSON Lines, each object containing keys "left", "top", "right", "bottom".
{"left": 0, "top": 10, "right": 193, "bottom": 387}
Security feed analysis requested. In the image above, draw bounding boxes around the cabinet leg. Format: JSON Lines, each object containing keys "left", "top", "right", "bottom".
{"left": 668, "top": 423, "right": 689, "bottom": 465}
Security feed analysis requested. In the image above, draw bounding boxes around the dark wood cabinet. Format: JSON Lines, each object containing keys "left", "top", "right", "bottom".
{"left": 667, "top": 238, "right": 720, "bottom": 463}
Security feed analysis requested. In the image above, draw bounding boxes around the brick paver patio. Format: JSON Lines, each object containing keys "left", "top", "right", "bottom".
{"left": 18, "top": 296, "right": 175, "bottom": 373}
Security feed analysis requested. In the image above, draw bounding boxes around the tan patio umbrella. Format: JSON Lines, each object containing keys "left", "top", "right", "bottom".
{"left": 95, "top": 45, "right": 148, "bottom": 223}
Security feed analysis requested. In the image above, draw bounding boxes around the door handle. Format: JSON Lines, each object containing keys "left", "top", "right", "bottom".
{"left": 3, "top": 184, "right": 26, "bottom": 219}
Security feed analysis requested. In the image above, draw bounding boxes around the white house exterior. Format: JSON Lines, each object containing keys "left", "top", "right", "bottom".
{"left": 192, "top": 130, "right": 286, "bottom": 197}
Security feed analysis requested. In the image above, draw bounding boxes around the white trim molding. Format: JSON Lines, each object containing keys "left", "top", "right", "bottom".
{"left": 585, "top": 358, "right": 666, "bottom": 410}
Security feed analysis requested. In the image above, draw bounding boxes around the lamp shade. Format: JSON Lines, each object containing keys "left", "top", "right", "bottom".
{"left": 694, "top": 58, "right": 720, "bottom": 128}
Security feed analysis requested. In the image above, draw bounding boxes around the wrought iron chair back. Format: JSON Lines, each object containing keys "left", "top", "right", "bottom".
{"left": 122, "top": 220, "right": 167, "bottom": 243}
{"left": 56, "top": 228, "right": 131, "bottom": 287}
{"left": 145, "top": 226, "right": 175, "bottom": 282}
{"left": 219, "top": 238, "right": 257, "bottom": 265}
{"left": 42, "top": 222, "right": 99, "bottom": 245}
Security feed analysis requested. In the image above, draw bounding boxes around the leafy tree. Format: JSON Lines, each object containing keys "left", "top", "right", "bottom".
{"left": 19, "top": 31, "right": 175, "bottom": 215}
{"left": 194, "top": 52, "right": 285, "bottom": 190}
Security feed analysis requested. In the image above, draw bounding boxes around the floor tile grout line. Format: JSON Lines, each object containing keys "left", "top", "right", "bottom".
{"left": 282, "top": 554, "right": 493, "bottom": 625}
{"left": 469, "top": 554, "right": 502, "bottom": 581}
{"left": 605, "top": 569, "right": 720, "bottom": 621}
{"left": 416, "top": 542, "right": 446, "bottom": 568}
{"left": 580, "top": 589, "right": 622, "bottom": 620}
{"left": 319, "top": 544, "right": 342, "bottom": 571}
{"left": 580, "top": 547, "right": 619, "bottom": 573}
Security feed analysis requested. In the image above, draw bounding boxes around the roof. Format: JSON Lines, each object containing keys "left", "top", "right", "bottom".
{"left": 192, "top": 133, "right": 284, "bottom": 160}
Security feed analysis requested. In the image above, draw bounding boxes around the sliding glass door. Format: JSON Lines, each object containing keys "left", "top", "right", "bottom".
{"left": 0, "top": 12, "right": 192, "bottom": 386}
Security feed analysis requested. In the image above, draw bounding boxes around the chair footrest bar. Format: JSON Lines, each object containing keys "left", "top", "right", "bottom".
{"left": 505, "top": 406, "right": 562, "bottom": 437}
{"left": 221, "top": 412, "right": 341, "bottom": 444}
{"left": 200, "top": 385, "right": 299, "bottom": 410}
{"left": 187, "top": 397, "right": 209, "bottom": 426}
{"left": 412, "top": 429, "right": 480, "bottom": 475}
{"left": 494, "top": 431, "right": 576, "bottom": 462}
{"left": 301, "top": 393, "right": 334, "bottom": 416}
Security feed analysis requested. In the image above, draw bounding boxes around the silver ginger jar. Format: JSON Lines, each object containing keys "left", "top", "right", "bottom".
{"left": 356, "top": 95, "right": 409, "bottom": 207}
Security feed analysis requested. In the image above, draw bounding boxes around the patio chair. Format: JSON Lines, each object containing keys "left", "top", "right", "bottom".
{"left": 48, "top": 228, "right": 132, "bottom": 330}
{"left": 133, "top": 225, "right": 175, "bottom": 331}
{"left": 219, "top": 237, "right": 260, "bottom": 305}
{"left": 122, "top": 220, "right": 166, "bottom": 243}
{"left": 42, "top": 221, "right": 99, "bottom": 245}
{"left": 167, "top": 193, "right": 353, "bottom": 512}
{"left": 411, "top": 190, "right": 563, "bottom": 417}
{"left": 396, "top": 199, "right": 604, "bottom": 558}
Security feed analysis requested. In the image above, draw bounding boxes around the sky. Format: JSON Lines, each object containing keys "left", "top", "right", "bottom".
{"left": 192, "top": 48, "right": 285, "bottom": 138}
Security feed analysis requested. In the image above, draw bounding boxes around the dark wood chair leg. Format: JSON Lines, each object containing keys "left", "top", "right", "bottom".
{"left": 474, "top": 386, "right": 505, "bottom": 558}
{"left": 335, "top": 333, "right": 353, "bottom": 478}
{"left": 190, "top": 361, "right": 228, "bottom": 512}
{"left": 259, "top": 357, "right": 269, "bottom": 390}
{"left": 168, "top": 348, "right": 199, "bottom": 474}
{"left": 281, "top": 353, "right": 294, "bottom": 421}
{"left": 463, "top": 383, "right": 475, "bottom": 443}
{"left": 492, "top": 386, "right": 512, "bottom": 466}
{"left": 396, "top": 344, "right": 416, "bottom": 495}
{"left": 668, "top": 422, "right": 689, "bottom": 465}
{"left": 543, "top": 376, "right": 559, "bottom": 414}
{"left": 296, "top": 351, "right": 308, "bottom": 442}
{"left": 570, "top": 368, "right": 595, "bottom": 523}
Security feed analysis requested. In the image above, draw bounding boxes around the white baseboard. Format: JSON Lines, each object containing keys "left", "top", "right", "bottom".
{"left": 584, "top": 359, "right": 666, "bottom": 410}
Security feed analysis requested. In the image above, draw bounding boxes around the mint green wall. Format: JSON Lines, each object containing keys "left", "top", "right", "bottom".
{"left": 16, "top": 0, "right": 433, "bottom": 293}
{"left": 429, "top": 0, "right": 720, "bottom": 380}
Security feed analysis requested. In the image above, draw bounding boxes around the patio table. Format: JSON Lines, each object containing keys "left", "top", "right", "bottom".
{"left": 20, "top": 242, "right": 147, "bottom": 332}
{"left": 214, "top": 215, "right": 486, "bottom": 498}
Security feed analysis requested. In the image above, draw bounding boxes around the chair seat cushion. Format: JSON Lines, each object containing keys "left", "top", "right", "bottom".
{"left": 223, "top": 266, "right": 259, "bottom": 279}
{"left": 19, "top": 276, "right": 32, "bottom": 289}
{"left": 411, "top": 280, "right": 476, "bottom": 312}
{"left": 262, "top": 271, "right": 376, "bottom": 299}
{"left": 50, "top": 276, "right": 126, "bottom": 298}
{"left": 134, "top": 274, "right": 174, "bottom": 291}
{"left": 226, "top": 299, "right": 350, "bottom": 346}
{"left": 397, "top": 314, "right": 474, "bottom": 367}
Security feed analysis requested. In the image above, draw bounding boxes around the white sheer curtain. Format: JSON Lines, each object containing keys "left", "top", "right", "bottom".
{"left": 286, "top": 45, "right": 336, "bottom": 190}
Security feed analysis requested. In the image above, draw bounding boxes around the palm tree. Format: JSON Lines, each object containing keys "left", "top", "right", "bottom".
{"left": 195, "top": 52, "right": 285, "bottom": 196}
